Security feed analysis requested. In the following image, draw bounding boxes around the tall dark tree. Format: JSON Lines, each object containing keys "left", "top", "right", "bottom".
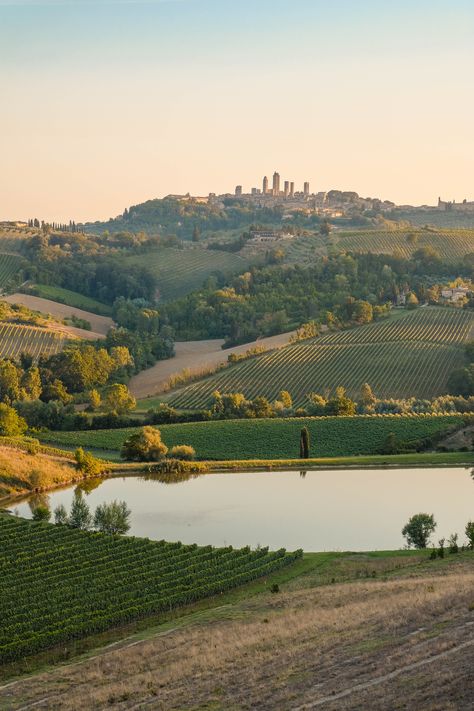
{"left": 192, "top": 225, "right": 200, "bottom": 242}
{"left": 299, "top": 427, "right": 310, "bottom": 459}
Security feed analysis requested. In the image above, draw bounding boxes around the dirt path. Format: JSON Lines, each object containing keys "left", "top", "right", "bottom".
{"left": 129, "top": 330, "right": 298, "bottom": 400}
{"left": 4, "top": 294, "right": 113, "bottom": 336}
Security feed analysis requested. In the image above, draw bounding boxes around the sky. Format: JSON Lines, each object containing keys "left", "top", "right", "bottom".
{"left": 1, "top": 0, "right": 473, "bottom": 222}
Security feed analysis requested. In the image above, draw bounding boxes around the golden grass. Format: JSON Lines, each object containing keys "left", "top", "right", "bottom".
{"left": 0, "top": 447, "right": 77, "bottom": 500}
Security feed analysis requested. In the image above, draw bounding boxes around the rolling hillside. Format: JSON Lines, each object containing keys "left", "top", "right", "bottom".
{"left": 0, "top": 323, "right": 66, "bottom": 360}
{"left": 123, "top": 247, "right": 248, "bottom": 301}
{"left": 167, "top": 307, "right": 474, "bottom": 408}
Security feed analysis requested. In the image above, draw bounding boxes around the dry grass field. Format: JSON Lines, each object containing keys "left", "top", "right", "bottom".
{"left": 0, "top": 447, "right": 76, "bottom": 499}
{"left": 4, "top": 294, "right": 114, "bottom": 336}
{"left": 1, "top": 553, "right": 472, "bottom": 710}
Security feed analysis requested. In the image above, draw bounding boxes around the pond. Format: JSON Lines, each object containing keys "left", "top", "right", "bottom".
{"left": 8, "top": 467, "right": 474, "bottom": 551}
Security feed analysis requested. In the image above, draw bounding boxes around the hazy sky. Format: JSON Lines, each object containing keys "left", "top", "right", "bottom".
{"left": 1, "top": 0, "right": 473, "bottom": 222}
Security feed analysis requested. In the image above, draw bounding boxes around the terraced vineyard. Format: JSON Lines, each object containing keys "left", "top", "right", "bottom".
{"left": 0, "top": 253, "right": 26, "bottom": 290}
{"left": 335, "top": 229, "right": 474, "bottom": 262}
{"left": 0, "top": 515, "right": 300, "bottom": 662}
{"left": 0, "top": 323, "right": 66, "bottom": 360}
{"left": 168, "top": 308, "right": 474, "bottom": 408}
{"left": 126, "top": 247, "right": 248, "bottom": 301}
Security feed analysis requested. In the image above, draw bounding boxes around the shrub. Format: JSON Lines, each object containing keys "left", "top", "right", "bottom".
{"left": 75, "top": 448, "right": 106, "bottom": 477}
{"left": 448, "top": 533, "right": 459, "bottom": 554}
{"left": 169, "top": 445, "right": 196, "bottom": 461}
{"left": 93, "top": 500, "right": 131, "bottom": 535}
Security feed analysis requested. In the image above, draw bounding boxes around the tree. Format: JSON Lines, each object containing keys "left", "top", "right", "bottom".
{"left": 21, "top": 367, "right": 42, "bottom": 400}
{"left": 299, "top": 427, "right": 310, "bottom": 459}
{"left": 0, "top": 403, "right": 27, "bottom": 436}
{"left": 326, "top": 387, "right": 356, "bottom": 416}
{"left": 352, "top": 300, "right": 373, "bottom": 325}
{"left": 54, "top": 504, "right": 69, "bottom": 525}
{"left": 402, "top": 513, "right": 436, "bottom": 549}
{"left": 360, "top": 383, "right": 376, "bottom": 409}
{"left": 466, "top": 521, "right": 474, "bottom": 549}
{"left": 103, "top": 383, "right": 136, "bottom": 415}
{"left": 93, "top": 500, "right": 131, "bottom": 535}
{"left": 192, "top": 225, "right": 200, "bottom": 242}
{"left": 69, "top": 491, "right": 92, "bottom": 530}
{"left": 121, "top": 426, "right": 168, "bottom": 461}
{"left": 279, "top": 390, "right": 293, "bottom": 409}
{"left": 0, "top": 361, "right": 22, "bottom": 403}
{"left": 405, "top": 292, "right": 419, "bottom": 310}
{"left": 320, "top": 220, "right": 332, "bottom": 237}
{"left": 32, "top": 505, "right": 51, "bottom": 522}
{"left": 88, "top": 389, "right": 101, "bottom": 411}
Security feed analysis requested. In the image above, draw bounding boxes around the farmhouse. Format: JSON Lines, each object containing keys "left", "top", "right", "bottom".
{"left": 440, "top": 287, "right": 470, "bottom": 303}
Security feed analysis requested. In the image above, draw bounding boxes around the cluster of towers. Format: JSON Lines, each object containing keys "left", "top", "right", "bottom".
{"left": 235, "top": 172, "right": 310, "bottom": 199}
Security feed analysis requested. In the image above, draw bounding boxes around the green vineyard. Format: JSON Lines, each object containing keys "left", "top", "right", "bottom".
{"left": 38, "top": 414, "right": 465, "bottom": 461}
{"left": 0, "top": 253, "right": 26, "bottom": 290}
{"left": 0, "top": 323, "right": 66, "bottom": 360}
{"left": 0, "top": 515, "right": 300, "bottom": 662}
{"left": 126, "top": 246, "right": 248, "bottom": 301}
{"left": 335, "top": 229, "right": 474, "bottom": 262}
{"left": 168, "top": 308, "right": 474, "bottom": 408}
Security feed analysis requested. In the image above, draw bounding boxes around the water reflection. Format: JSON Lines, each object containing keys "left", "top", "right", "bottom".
{"left": 10, "top": 467, "right": 474, "bottom": 551}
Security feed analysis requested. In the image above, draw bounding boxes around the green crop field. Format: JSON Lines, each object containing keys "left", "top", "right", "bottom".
{"left": 0, "top": 253, "right": 26, "bottom": 290}
{"left": 0, "top": 323, "right": 66, "bottom": 360}
{"left": 38, "top": 414, "right": 464, "bottom": 460}
{"left": 167, "top": 308, "right": 474, "bottom": 408}
{"left": 29, "top": 285, "right": 113, "bottom": 316}
{"left": 125, "top": 247, "right": 248, "bottom": 301}
{"left": 0, "top": 515, "right": 300, "bottom": 663}
{"left": 334, "top": 228, "right": 474, "bottom": 262}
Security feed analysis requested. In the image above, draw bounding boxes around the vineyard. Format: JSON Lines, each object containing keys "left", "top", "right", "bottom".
{"left": 126, "top": 247, "right": 248, "bottom": 301}
{"left": 167, "top": 308, "right": 474, "bottom": 408}
{"left": 0, "top": 323, "right": 66, "bottom": 360}
{"left": 38, "top": 414, "right": 465, "bottom": 460}
{"left": 335, "top": 229, "right": 474, "bottom": 262}
{"left": 0, "top": 515, "right": 300, "bottom": 662}
{"left": 0, "top": 253, "right": 26, "bottom": 291}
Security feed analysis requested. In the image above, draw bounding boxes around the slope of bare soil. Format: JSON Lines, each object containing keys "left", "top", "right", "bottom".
{"left": 1, "top": 556, "right": 472, "bottom": 710}
{"left": 4, "top": 294, "right": 113, "bottom": 336}
{"left": 129, "top": 330, "right": 298, "bottom": 400}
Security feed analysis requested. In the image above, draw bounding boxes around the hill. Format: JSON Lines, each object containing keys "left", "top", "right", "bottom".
{"left": 167, "top": 307, "right": 474, "bottom": 408}
{"left": 123, "top": 246, "right": 248, "bottom": 301}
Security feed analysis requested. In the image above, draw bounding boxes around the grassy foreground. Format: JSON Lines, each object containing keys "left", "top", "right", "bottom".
{"left": 38, "top": 413, "right": 467, "bottom": 461}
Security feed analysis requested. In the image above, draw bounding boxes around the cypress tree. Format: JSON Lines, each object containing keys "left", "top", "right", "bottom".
{"left": 299, "top": 427, "right": 310, "bottom": 459}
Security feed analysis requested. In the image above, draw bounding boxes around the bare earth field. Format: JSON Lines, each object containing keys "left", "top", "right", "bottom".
{"left": 4, "top": 294, "right": 114, "bottom": 336}
{"left": 1, "top": 555, "right": 472, "bottom": 710}
{"left": 129, "top": 330, "right": 298, "bottom": 400}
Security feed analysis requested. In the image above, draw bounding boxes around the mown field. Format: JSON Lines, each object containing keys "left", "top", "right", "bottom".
{"left": 167, "top": 307, "right": 474, "bottom": 408}
{"left": 28, "top": 285, "right": 112, "bottom": 316}
{"left": 0, "top": 323, "right": 66, "bottom": 360}
{"left": 38, "top": 414, "right": 465, "bottom": 460}
{"left": 0, "top": 515, "right": 300, "bottom": 663}
{"left": 335, "top": 228, "right": 474, "bottom": 261}
{"left": 125, "top": 246, "right": 248, "bottom": 301}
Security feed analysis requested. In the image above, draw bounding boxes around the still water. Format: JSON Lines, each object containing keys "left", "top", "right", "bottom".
{"left": 10, "top": 467, "right": 474, "bottom": 551}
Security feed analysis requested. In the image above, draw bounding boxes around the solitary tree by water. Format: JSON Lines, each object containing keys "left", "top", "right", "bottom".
{"left": 402, "top": 513, "right": 436, "bottom": 549}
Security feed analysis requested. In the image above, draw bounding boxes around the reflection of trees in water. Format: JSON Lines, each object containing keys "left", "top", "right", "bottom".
{"left": 75, "top": 478, "right": 103, "bottom": 496}
{"left": 28, "top": 493, "right": 51, "bottom": 514}
{"left": 141, "top": 471, "right": 203, "bottom": 486}
{"left": 300, "top": 471, "right": 307, "bottom": 479}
